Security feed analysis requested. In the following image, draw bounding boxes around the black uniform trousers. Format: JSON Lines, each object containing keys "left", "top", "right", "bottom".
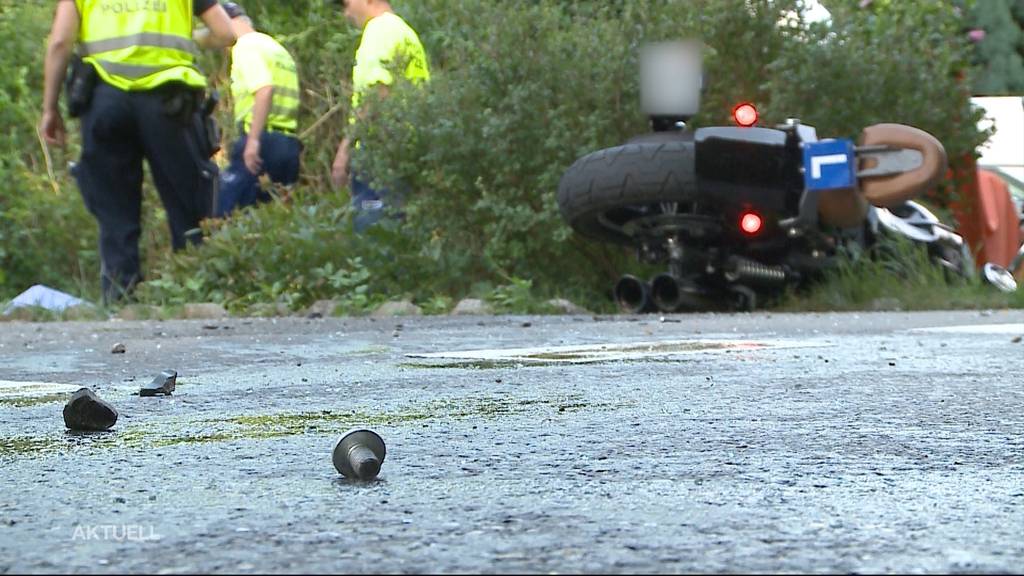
{"left": 76, "top": 80, "right": 216, "bottom": 304}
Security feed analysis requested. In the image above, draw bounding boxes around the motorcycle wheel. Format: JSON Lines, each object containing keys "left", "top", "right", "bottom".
{"left": 557, "top": 133, "right": 697, "bottom": 245}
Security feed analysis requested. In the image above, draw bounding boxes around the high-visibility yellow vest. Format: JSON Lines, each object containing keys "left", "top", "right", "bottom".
{"left": 350, "top": 12, "right": 429, "bottom": 120}
{"left": 76, "top": 0, "right": 206, "bottom": 91}
{"left": 230, "top": 32, "right": 299, "bottom": 134}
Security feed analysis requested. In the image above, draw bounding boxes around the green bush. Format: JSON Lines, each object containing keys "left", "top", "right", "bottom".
{"left": 137, "top": 189, "right": 384, "bottom": 313}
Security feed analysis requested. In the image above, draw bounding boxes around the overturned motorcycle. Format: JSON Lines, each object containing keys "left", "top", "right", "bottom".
{"left": 557, "top": 42, "right": 1016, "bottom": 313}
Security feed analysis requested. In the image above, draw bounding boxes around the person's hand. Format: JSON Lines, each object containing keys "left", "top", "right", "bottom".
{"left": 39, "top": 109, "right": 66, "bottom": 147}
{"left": 243, "top": 137, "right": 263, "bottom": 175}
{"left": 331, "top": 143, "right": 350, "bottom": 189}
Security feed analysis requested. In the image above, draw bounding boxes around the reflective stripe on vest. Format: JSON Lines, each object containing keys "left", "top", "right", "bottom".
{"left": 81, "top": 32, "right": 198, "bottom": 57}
{"left": 271, "top": 86, "right": 300, "bottom": 101}
{"left": 238, "top": 88, "right": 300, "bottom": 134}
{"left": 76, "top": 0, "right": 205, "bottom": 91}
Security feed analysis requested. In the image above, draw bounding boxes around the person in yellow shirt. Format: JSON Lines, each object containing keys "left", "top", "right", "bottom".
{"left": 216, "top": 2, "right": 302, "bottom": 217}
{"left": 39, "top": 0, "right": 235, "bottom": 304}
{"left": 330, "top": 0, "right": 429, "bottom": 232}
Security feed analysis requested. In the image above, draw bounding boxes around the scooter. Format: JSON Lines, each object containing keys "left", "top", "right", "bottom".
{"left": 556, "top": 42, "right": 1014, "bottom": 313}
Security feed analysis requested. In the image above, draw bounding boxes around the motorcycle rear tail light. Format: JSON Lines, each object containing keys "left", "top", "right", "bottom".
{"left": 732, "top": 102, "right": 758, "bottom": 127}
{"left": 740, "top": 212, "right": 763, "bottom": 235}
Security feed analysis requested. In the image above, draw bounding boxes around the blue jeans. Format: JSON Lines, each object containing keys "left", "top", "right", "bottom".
{"left": 350, "top": 174, "right": 403, "bottom": 234}
{"left": 216, "top": 130, "right": 301, "bottom": 217}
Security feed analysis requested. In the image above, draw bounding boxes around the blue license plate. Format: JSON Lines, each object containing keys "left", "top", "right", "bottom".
{"left": 803, "top": 139, "right": 856, "bottom": 191}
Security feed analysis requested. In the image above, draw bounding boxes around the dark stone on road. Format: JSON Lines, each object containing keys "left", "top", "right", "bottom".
{"left": 63, "top": 388, "right": 118, "bottom": 431}
{"left": 140, "top": 370, "right": 176, "bottom": 397}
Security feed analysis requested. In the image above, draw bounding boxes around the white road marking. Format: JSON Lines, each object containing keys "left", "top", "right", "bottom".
{"left": 0, "top": 380, "right": 81, "bottom": 399}
{"left": 909, "top": 323, "right": 1024, "bottom": 335}
{"left": 407, "top": 338, "right": 829, "bottom": 364}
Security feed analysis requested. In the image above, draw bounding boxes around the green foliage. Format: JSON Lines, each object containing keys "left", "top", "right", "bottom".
{"left": 485, "top": 276, "right": 545, "bottom": 314}
{"left": 136, "top": 190, "right": 376, "bottom": 312}
{"left": 967, "top": 0, "right": 1024, "bottom": 95}
{"left": 418, "top": 294, "right": 453, "bottom": 315}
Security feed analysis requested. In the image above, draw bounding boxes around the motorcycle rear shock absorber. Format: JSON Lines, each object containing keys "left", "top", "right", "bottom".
{"left": 723, "top": 256, "right": 787, "bottom": 286}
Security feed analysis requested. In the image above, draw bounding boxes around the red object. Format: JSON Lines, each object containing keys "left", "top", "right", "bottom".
{"left": 733, "top": 103, "right": 758, "bottom": 127}
{"left": 740, "top": 212, "right": 763, "bottom": 235}
{"left": 951, "top": 157, "right": 1021, "bottom": 270}
{"left": 973, "top": 169, "right": 1021, "bottom": 268}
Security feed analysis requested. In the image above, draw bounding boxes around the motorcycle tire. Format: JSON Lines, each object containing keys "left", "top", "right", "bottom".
{"left": 557, "top": 134, "right": 697, "bottom": 245}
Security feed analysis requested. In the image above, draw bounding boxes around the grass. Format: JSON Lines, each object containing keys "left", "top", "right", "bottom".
{"left": 777, "top": 237, "right": 1021, "bottom": 312}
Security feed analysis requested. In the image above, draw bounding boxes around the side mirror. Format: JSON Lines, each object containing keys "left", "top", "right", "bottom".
{"left": 982, "top": 262, "right": 1017, "bottom": 293}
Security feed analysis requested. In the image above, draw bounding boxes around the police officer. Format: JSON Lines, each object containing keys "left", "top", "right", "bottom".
{"left": 330, "top": 0, "right": 430, "bottom": 233}
{"left": 216, "top": 1, "right": 302, "bottom": 217}
{"left": 39, "top": 0, "right": 236, "bottom": 304}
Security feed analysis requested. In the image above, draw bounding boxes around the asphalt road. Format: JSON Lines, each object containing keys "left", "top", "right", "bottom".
{"left": 1, "top": 310, "right": 1022, "bottom": 574}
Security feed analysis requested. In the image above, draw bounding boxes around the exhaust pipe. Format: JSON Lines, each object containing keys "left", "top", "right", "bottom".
{"left": 650, "top": 273, "right": 685, "bottom": 312}
{"left": 614, "top": 275, "right": 653, "bottom": 314}
{"left": 651, "top": 273, "right": 716, "bottom": 312}
{"left": 651, "top": 272, "right": 700, "bottom": 311}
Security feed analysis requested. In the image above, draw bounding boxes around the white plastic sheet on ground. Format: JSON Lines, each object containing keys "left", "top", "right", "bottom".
{"left": 2, "top": 284, "right": 88, "bottom": 315}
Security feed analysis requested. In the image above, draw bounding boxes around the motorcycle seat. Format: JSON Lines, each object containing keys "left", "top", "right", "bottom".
{"left": 857, "top": 123, "right": 948, "bottom": 207}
